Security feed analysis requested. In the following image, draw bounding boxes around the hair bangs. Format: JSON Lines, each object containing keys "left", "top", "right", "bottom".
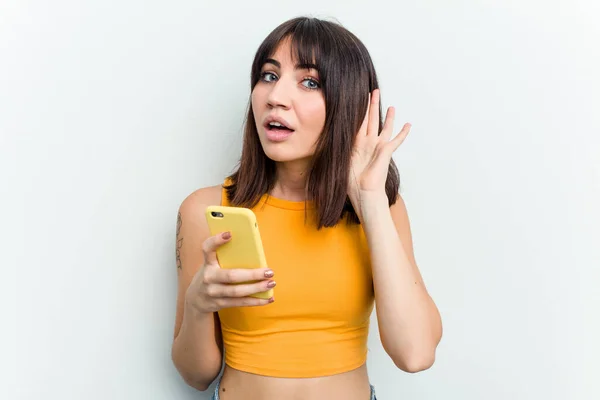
{"left": 250, "top": 18, "right": 332, "bottom": 88}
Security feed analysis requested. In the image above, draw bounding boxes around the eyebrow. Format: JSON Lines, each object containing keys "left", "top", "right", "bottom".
{"left": 264, "top": 58, "right": 319, "bottom": 71}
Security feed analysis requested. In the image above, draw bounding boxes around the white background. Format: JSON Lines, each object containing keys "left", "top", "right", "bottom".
{"left": 2, "top": 1, "right": 599, "bottom": 399}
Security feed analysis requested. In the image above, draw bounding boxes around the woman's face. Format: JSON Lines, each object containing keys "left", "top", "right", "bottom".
{"left": 251, "top": 38, "right": 326, "bottom": 164}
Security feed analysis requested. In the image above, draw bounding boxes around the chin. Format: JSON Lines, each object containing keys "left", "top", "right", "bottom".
{"left": 262, "top": 147, "right": 301, "bottom": 162}
{"left": 260, "top": 142, "right": 312, "bottom": 163}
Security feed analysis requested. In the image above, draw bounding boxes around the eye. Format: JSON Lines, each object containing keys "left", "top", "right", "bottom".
{"left": 260, "top": 72, "right": 278, "bottom": 82}
{"left": 302, "top": 78, "right": 320, "bottom": 90}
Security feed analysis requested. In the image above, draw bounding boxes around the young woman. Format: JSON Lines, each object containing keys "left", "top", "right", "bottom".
{"left": 171, "top": 16, "right": 442, "bottom": 400}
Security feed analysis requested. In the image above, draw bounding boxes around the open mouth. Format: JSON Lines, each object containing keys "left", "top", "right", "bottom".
{"left": 264, "top": 120, "right": 295, "bottom": 141}
{"left": 265, "top": 121, "right": 294, "bottom": 132}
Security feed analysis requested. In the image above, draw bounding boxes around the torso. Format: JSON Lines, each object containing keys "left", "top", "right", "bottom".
{"left": 219, "top": 363, "right": 371, "bottom": 400}
{"left": 198, "top": 184, "right": 374, "bottom": 400}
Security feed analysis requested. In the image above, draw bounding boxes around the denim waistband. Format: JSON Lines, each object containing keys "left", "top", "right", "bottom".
{"left": 211, "top": 376, "right": 377, "bottom": 399}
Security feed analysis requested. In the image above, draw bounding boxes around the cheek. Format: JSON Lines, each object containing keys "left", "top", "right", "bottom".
{"left": 250, "top": 90, "right": 260, "bottom": 113}
{"left": 299, "top": 99, "right": 326, "bottom": 134}
{"left": 251, "top": 87, "right": 268, "bottom": 113}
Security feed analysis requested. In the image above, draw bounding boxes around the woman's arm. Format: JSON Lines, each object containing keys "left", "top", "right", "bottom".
{"left": 171, "top": 187, "right": 223, "bottom": 391}
{"left": 347, "top": 90, "right": 442, "bottom": 372}
{"left": 359, "top": 191, "right": 442, "bottom": 372}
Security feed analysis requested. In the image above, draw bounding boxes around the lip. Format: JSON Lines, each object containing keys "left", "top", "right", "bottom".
{"left": 263, "top": 115, "right": 295, "bottom": 142}
{"left": 263, "top": 115, "right": 294, "bottom": 131}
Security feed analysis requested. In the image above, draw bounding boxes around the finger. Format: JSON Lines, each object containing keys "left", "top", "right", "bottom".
{"left": 202, "top": 231, "right": 232, "bottom": 264}
{"left": 387, "top": 123, "right": 411, "bottom": 153}
{"left": 358, "top": 92, "right": 371, "bottom": 137}
{"left": 380, "top": 106, "right": 395, "bottom": 141}
{"left": 367, "top": 89, "right": 380, "bottom": 137}
{"left": 213, "top": 267, "right": 275, "bottom": 284}
{"left": 208, "top": 279, "right": 275, "bottom": 298}
{"left": 217, "top": 296, "right": 275, "bottom": 308}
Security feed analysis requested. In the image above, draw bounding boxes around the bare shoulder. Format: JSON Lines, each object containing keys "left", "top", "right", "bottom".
{"left": 176, "top": 183, "right": 223, "bottom": 273}
{"left": 389, "top": 193, "right": 410, "bottom": 225}
{"left": 176, "top": 184, "right": 223, "bottom": 258}
{"left": 179, "top": 184, "right": 223, "bottom": 216}
{"left": 173, "top": 184, "right": 223, "bottom": 337}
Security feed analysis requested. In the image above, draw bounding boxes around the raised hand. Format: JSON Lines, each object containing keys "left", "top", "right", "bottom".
{"left": 349, "top": 89, "right": 411, "bottom": 198}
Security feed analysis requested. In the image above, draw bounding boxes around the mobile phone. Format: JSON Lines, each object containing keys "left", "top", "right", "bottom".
{"left": 204, "top": 205, "right": 273, "bottom": 299}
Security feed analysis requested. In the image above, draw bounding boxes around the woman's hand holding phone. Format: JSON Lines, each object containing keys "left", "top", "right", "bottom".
{"left": 185, "top": 231, "right": 276, "bottom": 314}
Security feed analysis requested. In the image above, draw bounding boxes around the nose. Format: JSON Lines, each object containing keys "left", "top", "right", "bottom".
{"left": 266, "top": 78, "right": 292, "bottom": 110}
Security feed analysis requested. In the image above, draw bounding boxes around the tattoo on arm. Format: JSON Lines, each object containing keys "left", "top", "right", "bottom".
{"left": 176, "top": 212, "right": 183, "bottom": 270}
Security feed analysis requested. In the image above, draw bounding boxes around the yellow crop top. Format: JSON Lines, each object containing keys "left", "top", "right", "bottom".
{"left": 217, "top": 181, "right": 375, "bottom": 378}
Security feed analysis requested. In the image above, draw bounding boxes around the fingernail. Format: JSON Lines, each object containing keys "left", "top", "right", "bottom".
{"left": 264, "top": 269, "right": 274, "bottom": 278}
{"left": 267, "top": 280, "right": 276, "bottom": 288}
{"left": 268, "top": 297, "right": 275, "bottom": 303}
{"left": 222, "top": 232, "right": 231, "bottom": 240}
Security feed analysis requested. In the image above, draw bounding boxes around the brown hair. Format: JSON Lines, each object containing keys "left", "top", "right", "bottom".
{"left": 225, "top": 16, "right": 400, "bottom": 228}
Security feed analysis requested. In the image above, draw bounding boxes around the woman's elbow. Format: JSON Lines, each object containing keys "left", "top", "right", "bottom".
{"left": 391, "top": 349, "right": 436, "bottom": 373}
{"left": 172, "top": 360, "right": 215, "bottom": 392}
{"left": 171, "top": 348, "right": 219, "bottom": 392}
{"left": 181, "top": 375, "right": 212, "bottom": 392}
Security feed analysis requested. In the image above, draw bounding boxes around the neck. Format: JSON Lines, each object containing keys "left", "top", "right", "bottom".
{"left": 271, "top": 159, "right": 311, "bottom": 202}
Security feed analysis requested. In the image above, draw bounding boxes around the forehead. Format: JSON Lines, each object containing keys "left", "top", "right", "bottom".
{"left": 267, "top": 38, "right": 296, "bottom": 64}
{"left": 265, "top": 35, "right": 320, "bottom": 69}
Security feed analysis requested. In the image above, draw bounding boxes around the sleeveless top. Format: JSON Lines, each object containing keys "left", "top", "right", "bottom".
{"left": 217, "top": 180, "right": 375, "bottom": 378}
